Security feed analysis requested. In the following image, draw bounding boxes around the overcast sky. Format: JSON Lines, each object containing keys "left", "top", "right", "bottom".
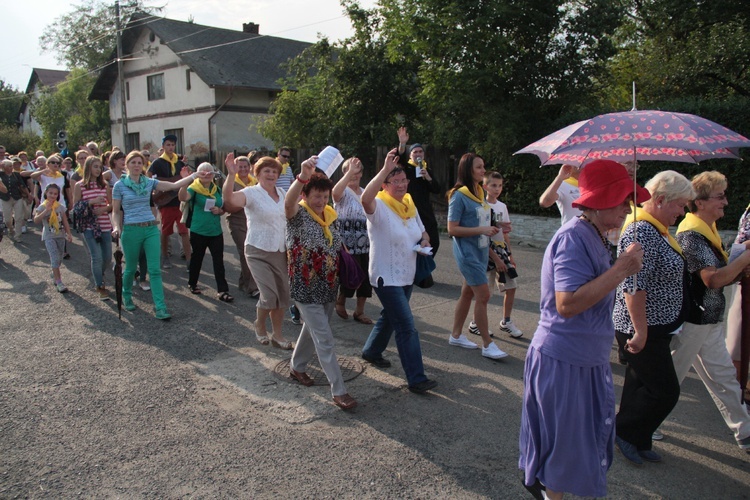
{"left": 1, "top": 0, "right": 377, "bottom": 90}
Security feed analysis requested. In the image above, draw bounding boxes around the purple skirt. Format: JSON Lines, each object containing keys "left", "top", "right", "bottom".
{"left": 519, "top": 346, "right": 615, "bottom": 497}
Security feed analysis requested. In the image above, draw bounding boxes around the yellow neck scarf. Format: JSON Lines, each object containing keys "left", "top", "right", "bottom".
{"left": 623, "top": 208, "right": 682, "bottom": 255}
{"left": 47, "top": 169, "right": 63, "bottom": 178}
{"left": 281, "top": 163, "right": 290, "bottom": 176}
{"left": 75, "top": 166, "right": 83, "bottom": 176}
{"left": 235, "top": 173, "right": 257, "bottom": 188}
{"left": 299, "top": 200, "right": 337, "bottom": 246}
{"left": 376, "top": 190, "right": 417, "bottom": 221}
{"left": 454, "top": 185, "right": 489, "bottom": 209}
{"left": 563, "top": 177, "right": 579, "bottom": 187}
{"left": 676, "top": 212, "right": 728, "bottom": 262}
{"left": 408, "top": 158, "right": 428, "bottom": 170}
{"left": 160, "top": 152, "right": 178, "bottom": 176}
{"left": 42, "top": 199, "right": 62, "bottom": 234}
{"left": 189, "top": 178, "right": 217, "bottom": 198}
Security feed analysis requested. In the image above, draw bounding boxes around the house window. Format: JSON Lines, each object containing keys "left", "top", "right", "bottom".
{"left": 163, "top": 128, "right": 184, "bottom": 154}
{"left": 126, "top": 132, "right": 140, "bottom": 152}
{"left": 186, "top": 69, "right": 191, "bottom": 91}
{"left": 126, "top": 81, "right": 130, "bottom": 101}
{"left": 147, "top": 73, "right": 165, "bottom": 101}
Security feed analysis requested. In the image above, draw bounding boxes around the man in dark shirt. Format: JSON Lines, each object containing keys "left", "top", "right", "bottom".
{"left": 148, "top": 134, "right": 191, "bottom": 269}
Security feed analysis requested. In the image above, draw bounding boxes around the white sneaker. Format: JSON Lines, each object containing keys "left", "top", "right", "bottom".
{"left": 468, "top": 321, "right": 495, "bottom": 338}
{"left": 449, "top": 334, "right": 479, "bottom": 349}
{"left": 500, "top": 319, "right": 523, "bottom": 338}
{"left": 482, "top": 342, "right": 509, "bottom": 359}
{"left": 652, "top": 429, "right": 664, "bottom": 441}
{"left": 20, "top": 225, "right": 27, "bottom": 234}
{"left": 139, "top": 281, "right": 151, "bottom": 291}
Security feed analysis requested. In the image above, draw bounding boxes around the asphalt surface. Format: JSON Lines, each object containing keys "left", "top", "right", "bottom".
{"left": 1, "top": 223, "right": 749, "bottom": 498}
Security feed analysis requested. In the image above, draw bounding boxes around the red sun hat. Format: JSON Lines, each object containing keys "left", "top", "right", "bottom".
{"left": 572, "top": 159, "right": 651, "bottom": 209}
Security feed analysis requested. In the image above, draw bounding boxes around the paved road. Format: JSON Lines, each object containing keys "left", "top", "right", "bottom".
{"left": 1, "top": 223, "right": 748, "bottom": 498}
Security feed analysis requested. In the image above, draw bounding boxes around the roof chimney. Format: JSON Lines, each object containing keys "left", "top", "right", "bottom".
{"left": 243, "top": 22, "right": 259, "bottom": 34}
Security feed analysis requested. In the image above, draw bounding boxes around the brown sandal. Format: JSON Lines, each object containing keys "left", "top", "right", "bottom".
{"left": 335, "top": 304, "right": 349, "bottom": 320}
{"left": 333, "top": 393, "right": 358, "bottom": 410}
{"left": 353, "top": 312, "right": 374, "bottom": 325}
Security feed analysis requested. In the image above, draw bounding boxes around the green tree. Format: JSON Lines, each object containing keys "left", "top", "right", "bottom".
{"left": 0, "top": 80, "right": 23, "bottom": 127}
{"left": 40, "top": 0, "right": 161, "bottom": 71}
{"left": 30, "top": 68, "right": 111, "bottom": 149}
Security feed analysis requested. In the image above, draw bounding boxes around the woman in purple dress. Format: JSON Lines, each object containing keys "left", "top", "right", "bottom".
{"left": 519, "top": 160, "right": 648, "bottom": 499}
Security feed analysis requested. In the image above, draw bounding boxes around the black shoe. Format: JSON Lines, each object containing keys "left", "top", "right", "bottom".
{"left": 521, "top": 477, "right": 546, "bottom": 500}
{"left": 362, "top": 354, "right": 391, "bottom": 368}
{"left": 408, "top": 379, "right": 438, "bottom": 394}
{"left": 289, "top": 305, "right": 302, "bottom": 325}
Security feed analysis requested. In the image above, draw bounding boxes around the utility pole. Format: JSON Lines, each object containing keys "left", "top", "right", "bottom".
{"left": 116, "top": 0, "right": 129, "bottom": 149}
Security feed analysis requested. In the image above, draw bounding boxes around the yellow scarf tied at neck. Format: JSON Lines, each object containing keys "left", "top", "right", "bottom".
{"left": 563, "top": 177, "right": 579, "bottom": 187}
{"left": 376, "top": 190, "right": 417, "bottom": 221}
{"left": 622, "top": 209, "right": 683, "bottom": 256}
{"left": 43, "top": 199, "right": 62, "bottom": 234}
{"left": 299, "top": 200, "right": 337, "bottom": 246}
{"left": 75, "top": 166, "right": 83, "bottom": 177}
{"left": 160, "top": 152, "right": 178, "bottom": 176}
{"left": 408, "top": 158, "right": 428, "bottom": 171}
{"left": 235, "top": 173, "right": 257, "bottom": 188}
{"left": 676, "top": 212, "right": 728, "bottom": 262}
{"left": 47, "top": 170, "right": 63, "bottom": 178}
{"left": 454, "top": 185, "right": 489, "bottom": 209}
{"left": 189, "top": 178, "right": 218, "bottom": 198}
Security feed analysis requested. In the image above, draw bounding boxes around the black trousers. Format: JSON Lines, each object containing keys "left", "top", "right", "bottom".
{"left": 615, "top": 331, "right": 680, "bottom": 450}
{"left": 188, "top": 232, "right": 228, "bottom": 293}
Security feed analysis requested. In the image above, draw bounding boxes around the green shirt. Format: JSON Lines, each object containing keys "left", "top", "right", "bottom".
{"left": 187, "top": 187, "right": 224, "bottom": 237}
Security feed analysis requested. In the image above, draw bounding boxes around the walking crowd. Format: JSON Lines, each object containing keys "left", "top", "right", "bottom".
{"left": 2, "top": 127, "right": 750, "bottom": 498}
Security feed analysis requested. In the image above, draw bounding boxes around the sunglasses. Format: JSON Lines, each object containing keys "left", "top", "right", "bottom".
{"left": 280, "top": 154, "right": 290, "bottom": 159}
{"left": 47, "top": 161, "right": 60, "bottom": 165}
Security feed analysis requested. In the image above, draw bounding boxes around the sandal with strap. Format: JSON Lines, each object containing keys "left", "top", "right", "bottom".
{"left": 188, "top": 285, "right": 202, "bottom": 295}
{"left": 218, "top": 292, "right": 234, "bottom": 303}
{"left": 254, "top": 320, "right": 270, "bottom": 345}
{"left": 271, "top": 337, "right": 294, "bottom": 350}
{"left": 353, "top": 312, "right": 374, "bottom": 325}
{"left": 335, "top": 304, "right": 349, "bottom": 319}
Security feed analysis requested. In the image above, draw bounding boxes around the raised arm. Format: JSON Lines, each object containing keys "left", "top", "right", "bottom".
{"left": 361, "top": 148, "right": 399, "bottom": 214}
{"left": 332, "top": 158, "right": 362, "bottom": 203}
{"left": 285, "top": 156, "right": 318, "bottom": 219}
{"left": 30, "top": 168, "right": 48, "bottom": 180}
{"left": 154, "top": 166, "right": 196, "bottom": 192}
{"left": 539, "top": 164, "right": 575, "bottom": 208}
{"left": 221, "top": 153, "right": 248, "bottom": 210}
{"left": 397, "top": 127, "right": 409, "bottom": 156}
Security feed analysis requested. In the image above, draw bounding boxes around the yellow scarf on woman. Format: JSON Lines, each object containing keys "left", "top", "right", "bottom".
{"left": 47, "top": 169, "right": 63, "bottom": 178}
{"left": 452, "top": 185, "right": 489, "bottom": 209}
{"left": 160, "top": 152, "right": 178, "bottom": 176}
{"left": 376, "top": 190, "right": 417, "bottom": 220}
{"left": 676, "top": 212, "right": 728, "bottom": 262}
{"left": 622, "top": 209, "right": 682, "bottom": 255}
{"left": 189, "top": 178, "right": 217, "bottom": 198}
{"left": 42, "top": 199, "right": 62, "bottom": 234}
{"left": 300, "top": 200, "right": 337, "bottom": 246}
{"left": 234, "top": 173, "right": 257, "bottom": 188}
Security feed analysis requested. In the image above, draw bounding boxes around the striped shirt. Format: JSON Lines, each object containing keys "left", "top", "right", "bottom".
{"left": 112, "top": 177, "right": 159, "bottom": 224}
{"left": 80, "top": 182, "right": 113, "bottom": 231}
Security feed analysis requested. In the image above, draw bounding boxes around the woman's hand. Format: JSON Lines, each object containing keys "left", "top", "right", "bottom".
{"left": 179, "top": 166, "right": 193, "bottom": 178}
{"left": 347, "top": 158, "right": 363, "bottom": 176}
{"left": 480, "top": 225, "right": 501, "bottom": 237}
{"left": 225, "top": 153, "right": 238, "bottom": 175}
{"left": 614, "top": 242, "right": 644, "bottom": 277}
{"left": 93, "top": 206, "right": 108, "bottom": 216}
{"left": 557, "top": 164, "right": 576, "bottom": 180}
{"left": 210, "top": 206, "right": 223, "bottom": 215}
{"left": 383, "top": 148, "right": 399, "bottom": 174}
{"left": 300, "top": 156, "right": 318, "bottom": 179}
{"left": 626, "top": 332, "right": 646, "bottom": 354}
{"left": 65, "top": 231, "right": 73, "bottom": 243}
{"left": 397, "top": 127, "right": 409, "bottom": 145}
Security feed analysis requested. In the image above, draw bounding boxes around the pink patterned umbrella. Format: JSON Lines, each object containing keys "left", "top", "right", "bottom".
{"left": 516, "top": 110, "right": 750, "bottom": 166}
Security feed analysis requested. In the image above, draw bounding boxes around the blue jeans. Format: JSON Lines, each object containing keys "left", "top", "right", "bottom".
{"left": 362, "top": 279, "right": 428, "bottom": 386}
{"left": 82, "top": 229, "right": 112, "bottom": 288}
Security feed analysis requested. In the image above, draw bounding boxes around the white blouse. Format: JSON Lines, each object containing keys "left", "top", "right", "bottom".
{"left": 242, "top": 185, "right": 287, "bottom": 252}
{"left": 366, "top": 198, "right": 425, "bottom": 287}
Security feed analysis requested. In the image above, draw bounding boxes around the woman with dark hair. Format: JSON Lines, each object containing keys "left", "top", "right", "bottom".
{"left": 104, "top": 150, "right": 126, "bottom": 188}
{"left": 222, "top": 154, "right": 293, "bottom": 349}
{"left": 283, "top": 159, "right": 357, "bottom": 409}
{"left": 111, "top": 151, "right": 196, "bottom": 320}
{"left": 446, "top": 153, "right": 508, "bottom": 360}
{"left": 73, "top": 155, "right": 113, "bottom": 300}
{"left": 520, "top": 160, "right": 646, "bottom": 499}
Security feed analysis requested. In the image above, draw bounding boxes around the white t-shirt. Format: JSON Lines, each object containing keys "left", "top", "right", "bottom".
{"left": 39, "top": 174, "right": 68, "bottom": 208}
{"left": 241, "top": 185, "right": 287, "bottom": 252}
{"left": 366, "top": 198, "right": 425, "bottom": 287}
{"left": 487, "top": 199, "right": 510, "bottom": 245}
{"left": 555, "top": 180, "right": 582, "bottom": 226}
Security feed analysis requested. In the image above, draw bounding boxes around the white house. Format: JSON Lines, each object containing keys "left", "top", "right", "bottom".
{"left": 18, "top": 68, "right": 70, "bottom": 136}
{"left": 90, "top": 12, "right": 310, "bottom": 164}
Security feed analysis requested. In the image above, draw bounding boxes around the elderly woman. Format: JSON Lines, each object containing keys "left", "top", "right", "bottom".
{"left": 332, "top": 157, "right": 373, "bottom": 323}
{"left": 727, "top": 204, "right": 750, "bottom": 395}
{"left": 179, "top": 163, "right": 232, "bottom": 302}
{"left": 0, "top": 159, "right": 29, "bottom": 239}
{"left": 671, "top": 171, "right": 750, "bottom": 452}
{"left": 283, "top": 160, "right": 357, "bottom": 410}
{"left": 112, "top": 151, "right": 197, "bottom": 320}
{"left": 72, "top": 156, "right": 113, "bottom": 300}
{"left": 446, "top": 153, "right": 508, "bottom": 360}
{"left": 520, "top": 160, "right": 646, "bottom": 500}
{"left": 613, "top": 170, "right": 695, "bottom": 465}
{"left": 360, "top": 148, "right": 437, "bottom": 394}
{"left": 222, "top": 154, "right": 293, "bottom": 349}
{"left": 225, "top": 154, "right": 260, "bottom": 297}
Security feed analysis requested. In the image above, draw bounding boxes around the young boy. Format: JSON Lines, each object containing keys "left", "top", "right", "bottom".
{"left": 469, "top": 171, "right": 523, "bottom": 338}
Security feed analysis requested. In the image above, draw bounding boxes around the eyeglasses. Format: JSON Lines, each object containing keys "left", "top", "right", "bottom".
{"left": 703, "top": 194, "right": 727, "bottom": 201}
{"left": 47, "top": 161, "right": 60, "bottom": 165}
{"left": 386, "top": 179, "right": 409, "bottom": 186}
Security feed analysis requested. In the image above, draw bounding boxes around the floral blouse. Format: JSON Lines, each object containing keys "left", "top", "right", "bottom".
{"left": 286, "top": 208, "right": 342, "bottom": 304}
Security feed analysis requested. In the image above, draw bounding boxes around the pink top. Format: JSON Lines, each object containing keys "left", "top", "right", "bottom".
{"left": 81, "top": 182, "right": 113, "bottom": 231}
